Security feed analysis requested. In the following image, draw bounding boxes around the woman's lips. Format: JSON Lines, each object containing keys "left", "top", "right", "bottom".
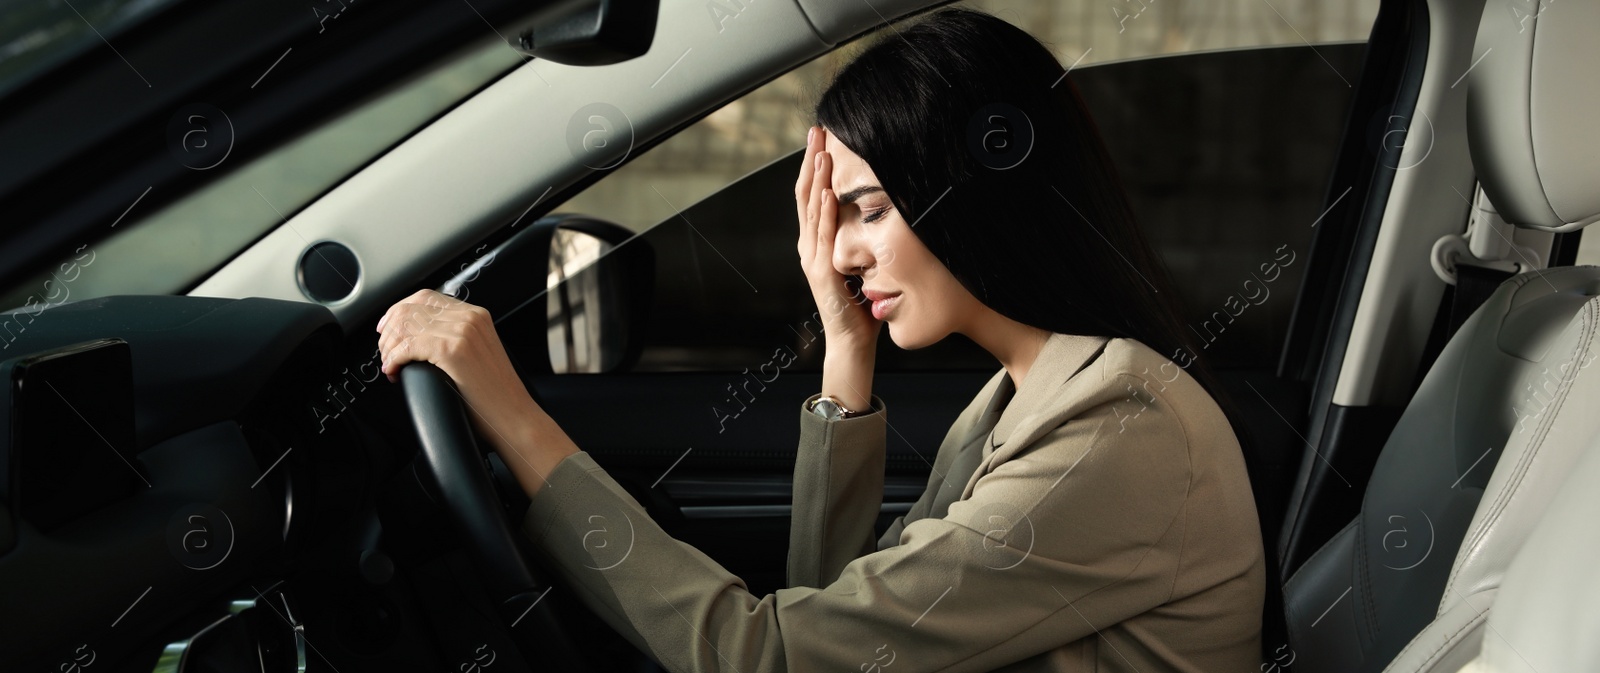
{"left": 869, "top": 294, "right": 901, "bottom": 320}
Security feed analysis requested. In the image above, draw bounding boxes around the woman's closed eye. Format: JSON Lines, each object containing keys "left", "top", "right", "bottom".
{"left": 861, "top": 207, "right": 891, "bottom": 224}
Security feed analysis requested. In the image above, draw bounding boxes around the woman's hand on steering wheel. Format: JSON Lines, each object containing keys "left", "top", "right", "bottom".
{"left": 375, "top": 289, "right": 571, "bottom": 474}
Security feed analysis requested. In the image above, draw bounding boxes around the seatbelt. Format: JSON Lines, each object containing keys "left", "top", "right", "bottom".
{"left": 1413, "top": 263, "right": 1515, "bottom": 390}
{"left": 1448, "top": 264, "right": 1516, "bottom": 336}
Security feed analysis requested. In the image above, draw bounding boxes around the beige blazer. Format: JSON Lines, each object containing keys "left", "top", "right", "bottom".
{"left": 520, "top": 332, "right": 1266, "bottom": 672}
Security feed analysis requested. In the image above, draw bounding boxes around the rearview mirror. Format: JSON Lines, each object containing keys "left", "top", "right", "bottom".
{"left": 510, "top": 0, "right": 660, "bottom": 66}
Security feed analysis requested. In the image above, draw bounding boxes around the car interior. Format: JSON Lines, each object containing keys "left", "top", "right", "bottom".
{"left": 0, "top": 0, "right": 1596, "bottom": 671}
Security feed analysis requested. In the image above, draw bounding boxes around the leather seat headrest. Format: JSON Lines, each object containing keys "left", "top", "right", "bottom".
{"left": 1466, "top": 1, "right": 1600, "bottom": 232}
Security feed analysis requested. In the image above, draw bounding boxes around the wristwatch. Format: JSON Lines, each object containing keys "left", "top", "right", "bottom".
{"left": 808, "top": 394, "right": 874, "bottom": 420}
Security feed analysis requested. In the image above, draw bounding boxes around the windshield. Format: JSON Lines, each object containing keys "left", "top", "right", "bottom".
{"left": 0, "top": 0, "right": 179, "bottom": 99}
{"left": 0, "top": 36, "right": 521, "bottom": 312}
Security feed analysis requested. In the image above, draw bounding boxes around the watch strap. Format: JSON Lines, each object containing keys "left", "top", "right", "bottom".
{"left": 808, "top": 394, "right": 874, "bottom": 419}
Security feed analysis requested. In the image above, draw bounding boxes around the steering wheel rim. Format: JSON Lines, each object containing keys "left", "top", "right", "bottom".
{"left": 399, "top": 361, "right": 592, "bottom": 670}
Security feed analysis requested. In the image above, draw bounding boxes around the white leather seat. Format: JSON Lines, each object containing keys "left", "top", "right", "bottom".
{"left": 1380, "top": 275, "right": 1600, "bottom": 673}
{"left": 1377, "top": 0, "right": 1600, "bottom": 668}
{"left": 1456, "top": 434, "right": 1600, "bottom": 673}
{"left": 1282, "top": 1, "right": 1600, "bottom": 671}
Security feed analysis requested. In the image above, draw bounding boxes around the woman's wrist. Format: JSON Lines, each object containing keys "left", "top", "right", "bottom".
{"left": 499, "top": 401, "right": 580, "bottom": 499}
{"left": 821, "top": 346, "right": 875, "bottom": 412}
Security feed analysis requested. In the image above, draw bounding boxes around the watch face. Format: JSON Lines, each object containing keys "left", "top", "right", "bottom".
{"left": 814, "top": 398, "right": 842, "bottom": 419}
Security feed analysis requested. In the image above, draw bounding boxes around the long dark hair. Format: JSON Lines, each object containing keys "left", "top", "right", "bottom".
{"left": 813, "top": 5, "right": 1283, "bottom": 656}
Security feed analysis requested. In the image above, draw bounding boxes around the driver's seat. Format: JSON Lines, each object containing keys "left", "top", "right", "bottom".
{"left": 1280, "top": 1, "right": 1600, "bottom": 671}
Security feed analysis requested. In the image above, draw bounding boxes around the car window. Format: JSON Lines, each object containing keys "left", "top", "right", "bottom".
{"left": 552, "top": 0, "right": 1381, "bottom": 238}
{"left": 528, "top": 0, "right": 1381, "bottom": 374}
{"left": 0, "top": 37, "right": 522, "bottom": 314}
{"left": 973, "top": 0, "right": 1379, "bottom": 66}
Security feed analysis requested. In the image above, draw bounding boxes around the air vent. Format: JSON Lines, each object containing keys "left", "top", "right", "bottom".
{"left": 297, "top": 241, "right": 360, "bottom": 304}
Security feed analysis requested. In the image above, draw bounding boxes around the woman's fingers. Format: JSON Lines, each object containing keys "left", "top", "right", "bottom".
{"left": 806, "top": 148, "right": 830, "bottom": 262}
{"left": 379, "top": 298, "right": 444, "bottom": 354}
{"left": 413, "top": 287, "right": 473, "bottom": 312}
{"left": 375, "top": 289, "right": 481, "bottom": 380}
{"left": 380, "top": 316, "right": 465, "bottom": 379}
{"left": 378, "top": 288, "right": 440, "bottom": 332}
{"left": 795, "top": 126, "right": 822, "bottom": 257}
{"left": 794, "top": 125, "right": 818, "bottom": 214}
{"left": 810, "top": 149, "right": 834, "bottom": 269}
{"left": 815, "top": 186, "right": 837, "bottom": 274}
{"left": 377, "top": 305, "right": 429, "bottom": 376}
{"left": 798, "top": 129, "right": 828, "bottom": 263}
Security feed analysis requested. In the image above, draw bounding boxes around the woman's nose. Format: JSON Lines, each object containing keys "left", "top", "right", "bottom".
{"left": 832, "top": 219, "right": 875, "bottom": 277}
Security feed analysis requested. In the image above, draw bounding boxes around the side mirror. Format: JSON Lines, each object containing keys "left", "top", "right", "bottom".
{"left": 510, "top": 0, "right": 660, "bottom": 66}
{"left": 441, "top": 214, "right": 654, "bottom": 375}
{"left": 547, "top": 227, "right": 627, "bottom": 373}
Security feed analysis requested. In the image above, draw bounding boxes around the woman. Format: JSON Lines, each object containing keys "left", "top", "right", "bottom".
{"left": 376, "top": 7, "right": 1266, "bottom": 671}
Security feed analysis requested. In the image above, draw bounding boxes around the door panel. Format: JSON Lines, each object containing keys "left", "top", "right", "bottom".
{"left": 533, "top": 371, "right": 992, "bottom": 595}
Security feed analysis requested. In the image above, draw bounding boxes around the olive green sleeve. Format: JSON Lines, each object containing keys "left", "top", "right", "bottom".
{"left": 786, "top": 393, "right": 888, "bottom": 588}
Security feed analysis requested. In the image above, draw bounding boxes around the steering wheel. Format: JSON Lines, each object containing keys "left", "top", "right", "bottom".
{"left": 399, "top": 362, "right": 592, "bottom": 671}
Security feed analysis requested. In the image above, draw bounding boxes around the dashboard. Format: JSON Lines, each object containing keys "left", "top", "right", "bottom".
{"left": 0, "top": 295, "right": 346, "bottom": 670}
